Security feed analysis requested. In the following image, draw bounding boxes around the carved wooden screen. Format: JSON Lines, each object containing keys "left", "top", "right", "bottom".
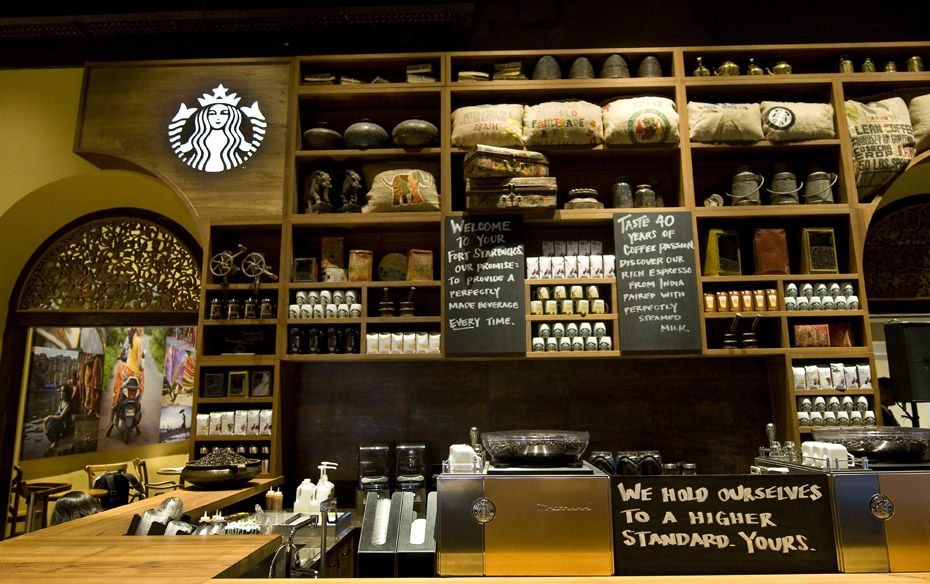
{"left": 864, "top": 197, "right": 930, "bottom": 308}
{"left": 17, "top": 217, "right": 200, "bottom": 312}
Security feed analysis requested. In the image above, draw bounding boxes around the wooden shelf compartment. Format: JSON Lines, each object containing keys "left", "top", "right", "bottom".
{"left": 297, "top": 52, "right": 445, "bottom": 86}
{"left": 449, "top": 141, "right": 683, "bottom": 212}
{"left": 690, "top": 141, "right": 851, "bottom": 207}
{"left": 695, "top": 213, "right": 855, "bottom": 277}
{"left": 282, "top": 352, "right": 443, "bottom": 362}
{"left": 448, "top": 47, "right": 676, "bottom": 85}
{"left": 680, "top": 41, "right": 930, "bottom": 77}
{"left": 289, "top": 211, "right": 442, "bottom": 227}
{"left": 290, "top": 222, "right": 442, "bottom": 283}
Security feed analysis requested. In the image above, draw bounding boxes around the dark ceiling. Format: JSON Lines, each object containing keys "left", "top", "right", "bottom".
{"left": 1, "top": 1, "right": 927, "bottom": 68}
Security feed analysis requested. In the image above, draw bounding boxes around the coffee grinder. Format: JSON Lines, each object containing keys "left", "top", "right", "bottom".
{"left": 357, "top": 444, "right": 391, "bottom": 510}
{"left": 395, "top": 443, "right": 426, "bottom": 511}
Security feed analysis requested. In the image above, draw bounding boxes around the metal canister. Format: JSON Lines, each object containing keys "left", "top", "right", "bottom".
{"left": 767, "top": 165, "right": 801, "bottom": 205}
{"left": 727, "top": 166, "right": 763, "bottom": 206}
{"left": 907, "top": 56, "right": 924, "bottom": 72}
{"left": 839, "top": 57, "right": 854, "bottom": 73}
{"left": 633, "top": 184, "right": 657, "bottom": 207}
{"left": 209, "top": 297, "right": 223, "bottom": 319}
{"left": 884, "top": 61, "right": 897, "bottom": 73}
{"left": 226, "top": 297, "right": 240, "bottom": 319}
{"left": 803, "top": 167, "right": 838, "bottom": 204}
{"left": 611, "top": 178, "right": 634, "bottom": 207}
{"left": 862, "top": 57, "right": 876, "bottom": 72}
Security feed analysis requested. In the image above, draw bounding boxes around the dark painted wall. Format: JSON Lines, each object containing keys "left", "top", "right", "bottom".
{"left": 1, "top": 1, "right": 927, "bottom": 68}
{"left": 283, "top": 357, "right": 776, "bottom": 504}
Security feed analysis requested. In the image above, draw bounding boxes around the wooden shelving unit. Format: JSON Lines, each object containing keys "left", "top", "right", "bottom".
{"left": 186, "top": 41, "right": 930, "bottom": 473}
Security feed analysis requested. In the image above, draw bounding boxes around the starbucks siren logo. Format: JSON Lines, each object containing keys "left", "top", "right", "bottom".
{"left": 168, "top": 83, "right": 266, "bottom": 173}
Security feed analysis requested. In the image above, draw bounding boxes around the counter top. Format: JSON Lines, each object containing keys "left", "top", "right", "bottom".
{"left": 6, "top": 477, "right": 930, "bottom": 583}
{"left": 22, "top": 476, "right": 283, "bottom": 538}
{"left": 215, "top": 575, "right": 930, "bottom": 584}
{"left": 0, "top": 535, "right": 279, "bottom": 584}
{"left": 2, "top": 476, "right": 284, "bottom": 583}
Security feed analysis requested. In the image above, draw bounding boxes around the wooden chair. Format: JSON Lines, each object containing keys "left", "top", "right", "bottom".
{"left": 7, "top": 466, "right": 70, "bottom": 535}
{"left": 84, "top": 463, "right": 128, "bottom": 489}
{"left": 132, "top": 458, "right": 181, "bottom": 499}
{"left": 6, "top": 465, "right": 26, "bottom": 539}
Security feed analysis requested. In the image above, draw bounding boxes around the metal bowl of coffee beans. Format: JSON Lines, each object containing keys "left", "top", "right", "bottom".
{"left": 181, "top": 448, "right": 262, "bottom": 488}
{"left": 812, "top": 427, "right": 930, "bottom": 462}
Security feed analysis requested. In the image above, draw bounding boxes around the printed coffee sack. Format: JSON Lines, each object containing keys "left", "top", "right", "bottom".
{"left": 523, "top": 100, "right": 604, "bottom": 146}
{"left": 845, "top": 97, "right": 915, "bottom": 198}
{"left": 602, "top": 96, "right": 680, "bottom": 144}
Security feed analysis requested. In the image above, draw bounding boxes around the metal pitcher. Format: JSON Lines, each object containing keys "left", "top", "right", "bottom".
{"left": 766, "top": 167, "right": 802, "bottom": 205}
{"left": 803, "top": 168, "right": 838, "bottom": 204}
{"left": 727, "top": 167, "right": 763, "bottom": 206}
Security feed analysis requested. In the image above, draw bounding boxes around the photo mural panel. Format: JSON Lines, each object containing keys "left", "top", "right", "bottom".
{"left": 20, "top": 326, "right": 197, "bottom": 460}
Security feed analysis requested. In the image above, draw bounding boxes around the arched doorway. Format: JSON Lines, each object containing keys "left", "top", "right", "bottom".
{"left": 0, "top": 209, "right": 200, "bottom": 536}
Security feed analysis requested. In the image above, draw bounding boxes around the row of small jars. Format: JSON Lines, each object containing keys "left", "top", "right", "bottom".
{"left": 294, "top": 289, "right": 359, "bottom": 305}
{"left": 209, "top": 297, "right": 275, "bottom": 320}
{"left": 704, "top": 289, "right": 777, "bottom": 312}
{"left": 798, "top": 410, "right": 876, "bottom": 427}
{"left": 532, "top": 335, "right": 613, "bottom": 352}
{"left": 800, "top": 395, "right": 870, "bottom": 414}
{"left": 526, "top": 254, "right": 616, "bottom": 280}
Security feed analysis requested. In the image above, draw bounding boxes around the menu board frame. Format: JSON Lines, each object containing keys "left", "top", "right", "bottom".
{"left": 613, "top": 211, "right": 702, "bottom": 352}
{"left": 443, "top": 215, "right": 525, "bottom": 354}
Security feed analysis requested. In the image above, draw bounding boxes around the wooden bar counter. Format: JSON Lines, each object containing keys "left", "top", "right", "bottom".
{"left": 5, "top": 475, "right": 930, "bottom": 583}
{"left": 1, "top": 477, "right": 283, "bottom": 583}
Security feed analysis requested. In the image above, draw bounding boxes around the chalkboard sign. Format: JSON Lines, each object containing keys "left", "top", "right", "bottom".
{"left": 613, "top": 211, "right": 701, "bottom": 351}
{"left": 612, "top": 475, "right": 837, "bottom": 575}
{"left": 444, "top": 215, "right": 525, "bottom": 354}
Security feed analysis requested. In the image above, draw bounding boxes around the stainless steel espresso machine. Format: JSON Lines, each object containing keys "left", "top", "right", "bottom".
{"left": 754, "top": 425, "right": 930, "bottom": 573}
{"left": 436, "top": 429, "right": 614, "bottom": 576}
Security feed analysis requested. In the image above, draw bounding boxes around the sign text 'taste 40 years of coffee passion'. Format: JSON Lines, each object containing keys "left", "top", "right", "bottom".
{"left": 444, "top": 216, "right": 525, "bottom": 354}
{"left": 613, "top": 211, "right": 701, "bottom": 352}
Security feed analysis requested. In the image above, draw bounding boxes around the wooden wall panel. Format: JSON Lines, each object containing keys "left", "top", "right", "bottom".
{"left": 283, "top": 357, "right": 773, "bottom": 502}
{"left": 75, "top": 59, "right": 290, "bottom": 225}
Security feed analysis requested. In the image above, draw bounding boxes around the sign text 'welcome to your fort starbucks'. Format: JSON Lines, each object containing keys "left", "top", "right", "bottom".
{"left": 444, "top": 216, "right": 525, "bottom": 354}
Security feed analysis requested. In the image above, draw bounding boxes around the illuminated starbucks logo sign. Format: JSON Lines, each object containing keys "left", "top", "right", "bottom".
{"left": 168, "top": 83, "right": 266, "bottom": 173}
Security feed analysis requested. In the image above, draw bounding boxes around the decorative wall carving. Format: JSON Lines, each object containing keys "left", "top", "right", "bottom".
{"left": 18, "top": 218, "right": 200, "bottom": 312}
{"left": 864, "top": 199, "right": 930, "bottom": 301}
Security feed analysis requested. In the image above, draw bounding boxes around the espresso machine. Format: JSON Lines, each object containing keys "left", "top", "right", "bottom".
{"left": 753, "top": 425, "right": 930, "bottom": 573}
{"left": 436, "top": 430, "right": 614, "bottom": 576}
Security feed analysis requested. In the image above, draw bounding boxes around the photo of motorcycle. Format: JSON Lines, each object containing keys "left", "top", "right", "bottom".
{"left": 105, "top": 326, "right": 146, "bottom": 444}
{"left": 106, "top": 369, "right": 142, "bottom": 443}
